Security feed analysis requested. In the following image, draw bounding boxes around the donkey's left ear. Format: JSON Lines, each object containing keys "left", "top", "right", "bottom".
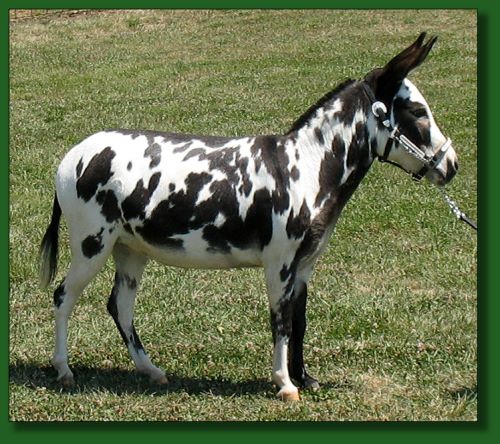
{"left": 383, "top": 32, "right": 438, "bottom": 84}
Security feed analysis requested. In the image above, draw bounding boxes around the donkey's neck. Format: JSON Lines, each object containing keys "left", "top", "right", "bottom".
{"left": 285, "top": 80, "right": 378, "bottom": 156}
{"left": 284, "top": 81, "right": 382, "bottom": 223}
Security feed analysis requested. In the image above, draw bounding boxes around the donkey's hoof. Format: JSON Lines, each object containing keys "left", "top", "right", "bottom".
{"left": 277, "top": 388, "right": 300, "bottom": 402}
{"left": 57, "top": 374, "right": 75, "bottom": 388}
{"left": 304, "top": 377, "right": 320, "bottom": 391}
{"left": 154, "top": 375, "right": 169, "bottom": 385}
{"left": 150, "top": 373, "right": 168, "bottom": 385}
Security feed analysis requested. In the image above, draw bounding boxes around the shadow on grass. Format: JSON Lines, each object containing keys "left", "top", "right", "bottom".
{"left": 10, "top": 361, "right": 344, "bottom": 398}
{"left": 10, "top": 362, "right": 481, "bottom": 427}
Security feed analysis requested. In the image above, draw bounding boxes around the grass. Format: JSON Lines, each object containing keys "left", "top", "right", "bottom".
{"left": 9, "top": 10, "right": 477, "bottom": 421}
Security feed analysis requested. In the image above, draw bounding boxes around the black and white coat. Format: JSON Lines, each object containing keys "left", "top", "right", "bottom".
{"left": 40, "top": 33, "right": 458, "bottom": 401}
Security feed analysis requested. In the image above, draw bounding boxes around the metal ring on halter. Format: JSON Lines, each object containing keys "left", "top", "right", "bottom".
{"left": 372, "top": 101, "right": 392, "bottom": 129}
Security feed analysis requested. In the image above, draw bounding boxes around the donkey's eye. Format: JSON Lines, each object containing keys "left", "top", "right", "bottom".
{"left": 411, "top": 108, "right": 428, "bottom": 119}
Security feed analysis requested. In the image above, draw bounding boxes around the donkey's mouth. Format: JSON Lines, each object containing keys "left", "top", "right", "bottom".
{"left": 427, "top": 172, "right": 448, "bottom": 187}
{"left": 427, "top": 161, "right": 458, "bottom": 187}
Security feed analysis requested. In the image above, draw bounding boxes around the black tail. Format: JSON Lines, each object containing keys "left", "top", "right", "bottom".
{"left": 39, "top": 194, "right": 62, "bottom": 288}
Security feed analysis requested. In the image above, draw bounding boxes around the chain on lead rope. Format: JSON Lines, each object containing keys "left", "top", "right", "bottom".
{"left": 439, "top": 188, "right": 477, "bottom": 231}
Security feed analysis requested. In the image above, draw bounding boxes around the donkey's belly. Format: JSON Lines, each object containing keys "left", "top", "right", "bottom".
{"left": 117, "top": 231, "right": 263, "bottom": 269}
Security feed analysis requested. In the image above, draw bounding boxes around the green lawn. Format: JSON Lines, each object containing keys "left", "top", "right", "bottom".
{"left": 9, "top": 9, "right": 477, "bottom": 421}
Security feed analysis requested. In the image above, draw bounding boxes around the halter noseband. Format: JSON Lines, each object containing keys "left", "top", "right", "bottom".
{"left": 362, "top": 82, "right": 452, "bottom": 181}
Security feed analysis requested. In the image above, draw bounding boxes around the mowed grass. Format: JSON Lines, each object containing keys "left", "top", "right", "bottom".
{"left": 9, "top": 10, "right": 477, "bottom": 421}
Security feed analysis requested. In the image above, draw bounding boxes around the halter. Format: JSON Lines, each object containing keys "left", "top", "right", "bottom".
{"left": 362, "top": 82, "right": 452, "bottom": 181}
{"left": 362, "top": 82, "right": 477, "bottom": 231}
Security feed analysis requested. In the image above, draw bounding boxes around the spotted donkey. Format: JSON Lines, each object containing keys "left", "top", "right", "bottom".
{"left": 40, "top": 33, "right": 458, "bottom": 401}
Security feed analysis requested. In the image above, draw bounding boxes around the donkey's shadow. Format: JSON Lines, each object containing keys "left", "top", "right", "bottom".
{"left": 9, "top": 361, "right": 278, "bottom": 397}
{"left": 9, "top": 361, "right": 347, "bottom": 398}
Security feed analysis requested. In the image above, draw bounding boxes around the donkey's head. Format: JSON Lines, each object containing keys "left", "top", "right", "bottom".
{"left": 365, "top": 33, "right": 458, "bottom": 186}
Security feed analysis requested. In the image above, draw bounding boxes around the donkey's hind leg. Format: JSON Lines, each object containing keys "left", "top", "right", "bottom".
{"left": 52, "top": 229, "right": 116, "bottom": 386}
{"left": 107, "top": 243, "right": 167, "bottom": 385}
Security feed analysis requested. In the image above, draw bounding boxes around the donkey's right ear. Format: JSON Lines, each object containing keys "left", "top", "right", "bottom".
{"left": 367, "top": 33, "right": 437, "bottom": 107}
{"left": 382, "top": 32, "right": 437, "bottom": 83}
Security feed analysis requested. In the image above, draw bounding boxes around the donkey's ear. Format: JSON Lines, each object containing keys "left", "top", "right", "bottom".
{"left": 368, "top": 33, "right": 437, "bottom": 106}
{"left": 382, "top": 32, "right": 437, "bottom": 84}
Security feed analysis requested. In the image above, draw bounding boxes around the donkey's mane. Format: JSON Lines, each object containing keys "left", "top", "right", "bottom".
{"left": 286, "top": 79, "right": 356, "bottom": 134}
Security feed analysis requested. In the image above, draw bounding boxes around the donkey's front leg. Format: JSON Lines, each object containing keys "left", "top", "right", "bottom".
{"left": 266, "top": 269, "right": 300, "bottom": 401}
{"left": 288, "top": 281, "right": 320, "bottom": 390}
{"left": 270, "top": 307, "right": 300, "bottom": 401}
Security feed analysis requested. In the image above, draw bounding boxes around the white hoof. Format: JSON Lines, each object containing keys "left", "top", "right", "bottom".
{"left": 277, "top": 387, "right": 300, "bottom": 402}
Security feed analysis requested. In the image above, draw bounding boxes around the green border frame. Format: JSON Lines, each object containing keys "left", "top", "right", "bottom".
{"left": 4, "top": 0, "right": 495, "bottom": 439}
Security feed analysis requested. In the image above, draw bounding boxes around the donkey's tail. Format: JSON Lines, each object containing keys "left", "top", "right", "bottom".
{"left": 39, "top": 194, "right": 62, "bottom": 289}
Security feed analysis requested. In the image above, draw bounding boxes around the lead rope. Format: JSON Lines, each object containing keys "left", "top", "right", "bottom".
{"left": 439, "top": 188, "right": 477, "bottom": 231}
